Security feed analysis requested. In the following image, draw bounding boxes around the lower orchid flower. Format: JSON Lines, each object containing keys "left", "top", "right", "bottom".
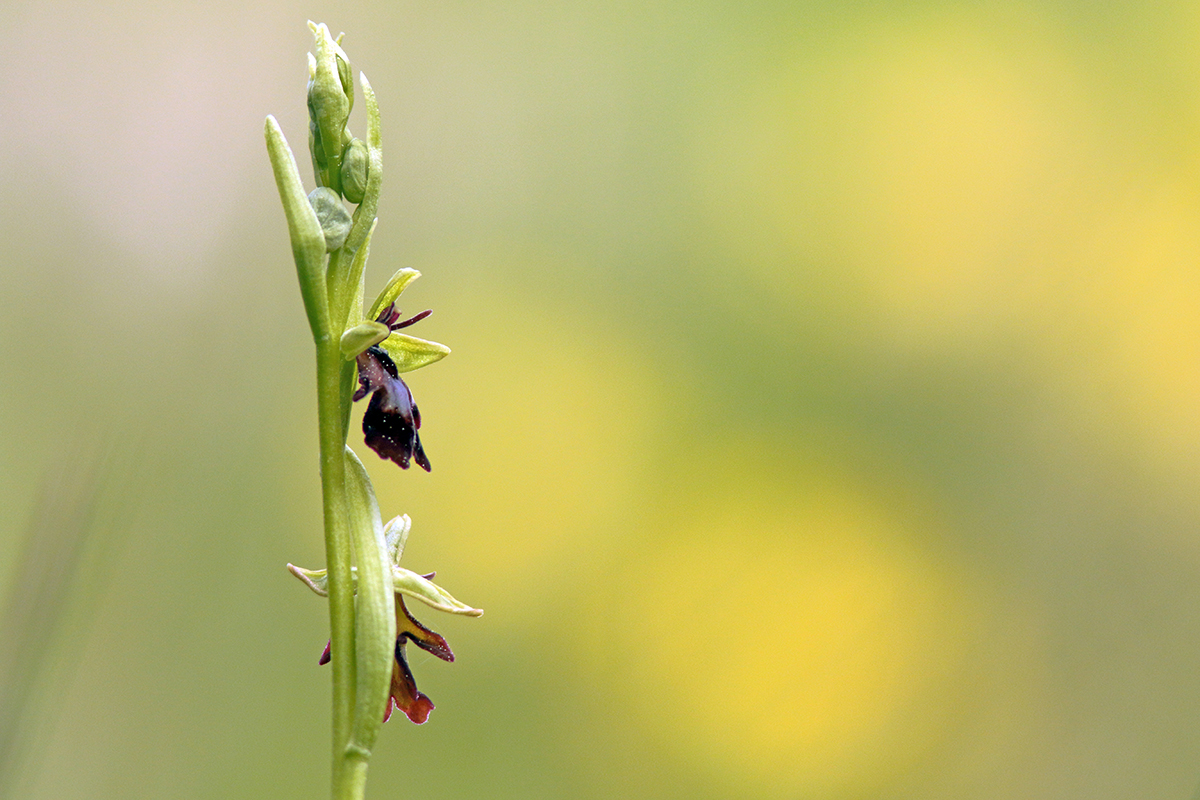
{"left": 289, "top": 514, "right": 482, "bottom": 724}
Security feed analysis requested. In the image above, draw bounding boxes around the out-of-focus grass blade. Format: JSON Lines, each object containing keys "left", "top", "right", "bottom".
{"left": 0, "top": 442, "right": 140, "bottom": 798}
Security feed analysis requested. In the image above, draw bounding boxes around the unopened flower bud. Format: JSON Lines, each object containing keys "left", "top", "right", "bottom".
{"left": 308, "top": 187, "right": 351, "bottom": 252}
{"left": 340, "top": 138, "right": 370, "bottom": 204}
{"left": 307, "top": 21, "right": 352, "bottom": 190}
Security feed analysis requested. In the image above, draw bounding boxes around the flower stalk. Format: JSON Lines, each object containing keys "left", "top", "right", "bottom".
{"left": 266, "top": 22, "right": 478, "bottom": 800}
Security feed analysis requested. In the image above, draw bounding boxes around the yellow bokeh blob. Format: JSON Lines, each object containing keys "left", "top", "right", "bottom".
{"left": 585, "top": 477, "right": 980, "bottom": 796}
{"left": 1072, "top": 180, "right": 1200, "bottom": 482}
{"left": 693, "top": 10, "right": 1089, "bottom": 344}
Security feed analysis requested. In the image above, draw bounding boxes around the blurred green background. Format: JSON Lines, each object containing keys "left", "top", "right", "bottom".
{"left": 3, "top": 1, "right": 1200, "bottom": 798}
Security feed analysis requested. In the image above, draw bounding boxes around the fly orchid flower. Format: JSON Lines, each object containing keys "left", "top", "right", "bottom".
{"left": 339, "top": 269, "right": 450, "bottom": 471}
{"left": 289, "top": 514, "right": 482, "bottom": 724}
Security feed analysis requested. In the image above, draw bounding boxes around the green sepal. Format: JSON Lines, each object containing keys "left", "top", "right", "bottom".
{"left": 289, "top": 507, "right": 481, "bottom": 619}
{"left": 393, "top": 567, "right": 483, "bottom": 617}
{"left": 340, "top": 321, "right": 390, "bottom": 359}
{"left": 286, "top": 563, "right": 329, "bottom": 596}
{"left": 287, "top": 563, "right": 482, "bottom": 617}
{"left": 377, "top": 332, "right": 451, "bottom": 374}
{"left": 367, "top": 268, "right": 421, "bottom": 321}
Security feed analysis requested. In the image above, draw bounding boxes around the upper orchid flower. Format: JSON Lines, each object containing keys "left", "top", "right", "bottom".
{"left": 339, "top": 268, "right": 450, "bottom": 470}
{"left": 354, "top": 304, "right": 433, "bottom": 471}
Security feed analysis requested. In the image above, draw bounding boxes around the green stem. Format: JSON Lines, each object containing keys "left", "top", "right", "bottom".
{"left": 340, "top": 752, "right": 370, "bottom": 800}
{"left": 272, "top": 30, "right": 397, "bottom": 800}
{"left": 316, "top": 339, "right": 359, "bottom": 798}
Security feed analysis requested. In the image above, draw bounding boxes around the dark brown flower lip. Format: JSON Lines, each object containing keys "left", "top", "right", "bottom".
{"left": 354, "top": 345, "right": 431, "bottom": 471}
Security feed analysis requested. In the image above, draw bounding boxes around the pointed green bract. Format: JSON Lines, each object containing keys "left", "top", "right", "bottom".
{"left": 343, "top": 73, "right": 383, "bottom": 257}
{"left": 344, "top": 219, "right": 377, "bottom": 330}
{"left": 265, "top": 115, "right": 329, "bottom": 341}
{"left": 342, "top": 447, "right": 395, "bottom": 755}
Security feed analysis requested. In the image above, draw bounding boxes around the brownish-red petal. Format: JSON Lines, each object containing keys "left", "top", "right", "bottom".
{"left": 388, "top": 639, "right": 436, "bottom": 724}
{"left": 396, "top": 596, "right": 454, "bottom": 662}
